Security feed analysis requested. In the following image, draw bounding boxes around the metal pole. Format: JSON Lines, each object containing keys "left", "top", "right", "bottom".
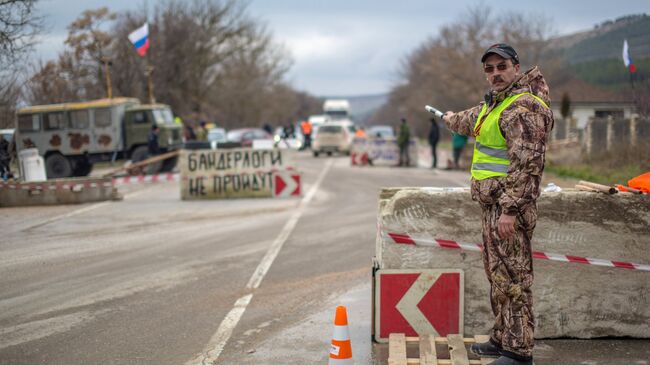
{"left": 102, "top": 57, "right": 113, "bottom": 99}
{"left": 146, "top": 60, "right": 155, "bottom": 104}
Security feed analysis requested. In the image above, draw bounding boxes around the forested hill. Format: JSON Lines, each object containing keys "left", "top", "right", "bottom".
{"left": 550, "top": 14, "right": 650, "bottom": 64}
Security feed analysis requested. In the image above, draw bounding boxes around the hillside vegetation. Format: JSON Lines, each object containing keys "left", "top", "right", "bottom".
{"left": 552, "top": 14, "right": 649, "bottom": 90}
{"left": 558, "top": 14, "right": 650, "bottom": 64}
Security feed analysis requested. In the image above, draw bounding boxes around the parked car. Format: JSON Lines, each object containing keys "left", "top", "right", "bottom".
{"left": 367, "top": 125, "right": 395, "bottom": 139}
{"left": 226, "top": 128, "right": 273, "bottom": 148}
{"left": 312, "top": 121, "right": 354, "bottom": 157}
{"left": 1, "top": 128, "right": 14, "bottom": 142}
{"left": 208, "top": 127, "right": 227, "bottom": 149}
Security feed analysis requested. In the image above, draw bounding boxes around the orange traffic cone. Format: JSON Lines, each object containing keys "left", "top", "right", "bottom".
{"left": 329, "top": 305, "right": 353, "bottom": 364}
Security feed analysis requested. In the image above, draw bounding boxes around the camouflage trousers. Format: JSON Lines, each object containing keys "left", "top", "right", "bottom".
{"left": 480, "top": 202, "right": 536, "bottom": 360}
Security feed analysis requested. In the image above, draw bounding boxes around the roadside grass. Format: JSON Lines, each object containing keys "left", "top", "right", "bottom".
{"left": 545, "top": 142, "right": 649, "bottom": 186}
{"left": 545, "top": 162, "right": 645, "bottom": 186}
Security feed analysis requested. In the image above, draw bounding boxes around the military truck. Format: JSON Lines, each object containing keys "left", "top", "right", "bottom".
{"left": 15, "top": 98, "right": 183, "bottom": 178}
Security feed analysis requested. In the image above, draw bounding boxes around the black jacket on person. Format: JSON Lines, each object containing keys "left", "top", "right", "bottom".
{"left": 0, "top": 138, "right": 9, "bottom": 163}
{"left": 428, "top": 120, "right": 439, "bottom": 145}
{"left": 148, "top": 131, "right": 160, "bottom": 155}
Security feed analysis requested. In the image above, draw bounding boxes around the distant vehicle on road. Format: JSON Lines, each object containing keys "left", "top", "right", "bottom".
{"left": 367, "top": 125, "right": 395, "bottom": 138}
{"left": 323, "top": 99, "right": 350, "bottom": 121}
{"left": 226, "top": 128, "right": 272, "bottom": 148}
{"left": 14, "top": 98, "right": 183, "bottom": 178}
{"left": 312, "top": 121, "right": 355, "bottom": 157}
{"left": 207, "top": 127, "right": 227, "bottom": 149}
{"left": 308, "top": 114, "right": 329, "bottom": 134}
{"left": 1, "top": 128, "right": 14, "bottom": 142}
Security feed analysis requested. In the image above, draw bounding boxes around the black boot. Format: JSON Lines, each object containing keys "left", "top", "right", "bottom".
{"left": 470, "top": 339, "right": 501, "bottom": 357}
{"left": 488, "top": 355, "right": 533, "bottom": 365}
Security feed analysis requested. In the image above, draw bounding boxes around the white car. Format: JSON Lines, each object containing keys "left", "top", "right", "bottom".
{"left": 367, "top": 125, "right": 395, "bottom": 139}
{"left": 207, "top": 128, "right": 227, "bottom": 149}
{"left": 1, "top": 128, "right": 14, "bottom": 142}
{"left": 312, "top": 121, "right": 356, "bottom": 157}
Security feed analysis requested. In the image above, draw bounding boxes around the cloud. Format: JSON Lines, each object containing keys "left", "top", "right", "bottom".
{"left": 33, "top": 33, "right": 68, "bottom": 63}
{"left": 273, "top": 13, "right": 429, "bottom": 95}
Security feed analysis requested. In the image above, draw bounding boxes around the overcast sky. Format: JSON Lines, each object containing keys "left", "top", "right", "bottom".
{"left": 33, "top": 0, "right": 649, "bottom": 96}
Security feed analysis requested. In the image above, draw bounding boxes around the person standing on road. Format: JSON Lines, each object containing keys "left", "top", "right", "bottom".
{"left": 194, "top": 121, "right": 208, "bottom": 141}
{"left": 451, "top": 132, "right": 468, "bottom": 169}
{"left": 148, "top": 125, "right": 161, "bottom": 157}
{"left": 0, "top": 134, "right": 10, "bottom": 181}
{"left": 442, "top": 43, "right": 554, "bottom": 365}
{"left": 397, "top": 118, "right": 411, "bottom": 167}
{"left": 300, "top": 120, "right": 312, "bottom": 149}
{"left": 428, "top": 117, "right": 439, "bottom": 168}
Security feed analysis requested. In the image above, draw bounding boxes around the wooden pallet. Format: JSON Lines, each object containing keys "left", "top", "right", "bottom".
{"left": 388, "top": 334, "right": 495, "bottom": 365}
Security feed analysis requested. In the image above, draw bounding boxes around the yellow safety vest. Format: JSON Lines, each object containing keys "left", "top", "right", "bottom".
{"left": 471, "top": 92, "right": 548, "bottom": 180}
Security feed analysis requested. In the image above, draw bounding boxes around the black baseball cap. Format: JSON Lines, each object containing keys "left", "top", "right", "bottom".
{"left": 481, "top": 43, "right": 519, "bottom": 64}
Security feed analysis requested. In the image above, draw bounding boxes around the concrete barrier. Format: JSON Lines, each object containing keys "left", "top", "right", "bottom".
{"left": 375, "top": 188, "right": 650, "bottom": 338}
{"left": 0, "top": 177, "right": 118, "bottom": 207}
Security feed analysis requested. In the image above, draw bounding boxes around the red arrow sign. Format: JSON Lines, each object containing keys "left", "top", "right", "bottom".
{"left": 273, "top": 171, "right": 301, "bottom": 197}
{"left": 375, "top": 269, "right": 463, "bottom": 342}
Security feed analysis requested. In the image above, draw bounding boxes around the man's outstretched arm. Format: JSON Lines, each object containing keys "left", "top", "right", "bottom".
{"left": 442, "top": 104, "right": 482, "bottom": 137}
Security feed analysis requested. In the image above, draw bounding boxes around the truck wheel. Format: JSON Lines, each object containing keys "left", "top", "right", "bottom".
{"left": 45, "top": 153, "right": 73, "bottom": 179}
{"left": 327, "top": 151, "right": 333, "bottom": 157}
{"left": 130, "top": 146, "right": 162, "bottom": 175}
{"left": 131, "top": 145, "right": 149, "bottom": 163}
{"left": 160, "top": 155, "right": 178, "bottom": 172}
{"left": 313, "top": 151, "right": 319, "bottom": 157}
{"left": 72, "top": 158, "right": 93, "bottom": 177}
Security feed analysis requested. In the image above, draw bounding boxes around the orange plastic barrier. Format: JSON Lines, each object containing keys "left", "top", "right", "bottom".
{"left": 628, "top": 172, "right": 650, "bottom": 193}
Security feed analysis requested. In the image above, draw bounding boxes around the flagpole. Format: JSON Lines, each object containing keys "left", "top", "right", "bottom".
{"left": 624, "top": 39, "right": 638, "bottom": 113}
{"left": 143, "top": 0, "right": 154, "bottom": 104}
{"left": 146, "top": 57, "right": 155, "bottom": 104}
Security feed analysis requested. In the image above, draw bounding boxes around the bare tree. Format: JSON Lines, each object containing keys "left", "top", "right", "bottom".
{"left": 25, "top": 7, "right": 116, "bottom": 104}
{"left": 64, "top": 7, "right": 117, "bottom": 99}
{"left": 0, "top": 0, "right": 41, "bottom": 128}
{"left": 371, "top": 5, "right": 555, "bottom": 138}
{"left": 111, "top": 0, "right": 306, "bottom": 128}
{"left": 24, "top": 0, "right": 318, "bottom": 129}
{"left": 0, "top": 0, "right": 41, "bottom": 65}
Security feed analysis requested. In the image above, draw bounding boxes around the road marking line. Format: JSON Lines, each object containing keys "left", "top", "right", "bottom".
{"left": 187, "top": 159, "right": 333, "bottom": 365}
{"left": 247, "top": 158, "right": 332, "bottom": 289}
{"left": 185, "top": 294, "right": 253, "bottom": 365}
{"left": 20, "top": 187, "right": 153, "bottom": 232}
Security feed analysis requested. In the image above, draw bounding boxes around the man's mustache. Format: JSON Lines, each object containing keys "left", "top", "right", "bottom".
{"left": 492, "top": 75, "right": 504, "bottom": 83}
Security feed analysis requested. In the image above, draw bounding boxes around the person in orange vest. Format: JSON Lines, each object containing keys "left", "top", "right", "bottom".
{"left": 355, "top": 126, "right": 366, "bottom": 138}
{"left": 300, "top": 120, "right": 312, "bottom": 150}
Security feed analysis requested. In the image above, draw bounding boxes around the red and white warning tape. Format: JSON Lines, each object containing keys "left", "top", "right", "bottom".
{"left": 112, "top": 173, "right": 179, "bottom": 185}
{"left": 385, "top": 231, "right": 650, "bottom": 272}
{"left": 0, "top": 181, "right": 112, "bottom": 191}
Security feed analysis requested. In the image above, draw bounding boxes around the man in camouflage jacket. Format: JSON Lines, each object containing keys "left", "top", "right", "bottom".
{"left": 442, "top": 44, "right": 554, "bottom": 365}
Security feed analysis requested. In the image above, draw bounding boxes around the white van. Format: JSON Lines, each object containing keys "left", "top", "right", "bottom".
{"left": 323, "top": 99, "right": 350, "bottom": 121}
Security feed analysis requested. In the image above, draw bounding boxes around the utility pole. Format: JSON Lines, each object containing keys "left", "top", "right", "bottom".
{"left": 101, "top": 57, "right": 113, "bottom": 99}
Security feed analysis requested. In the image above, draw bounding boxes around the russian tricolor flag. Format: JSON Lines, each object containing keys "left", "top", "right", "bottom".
{"left": 623, "top": 39, "right": 636, "bottom": 73}
{"left": 128, "top": 23, "right": 150, "bottom": 57}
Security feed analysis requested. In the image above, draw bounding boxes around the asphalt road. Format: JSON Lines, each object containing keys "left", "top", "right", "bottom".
{"left": 1, "top": 151, "right": 648, "bottom": 365}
